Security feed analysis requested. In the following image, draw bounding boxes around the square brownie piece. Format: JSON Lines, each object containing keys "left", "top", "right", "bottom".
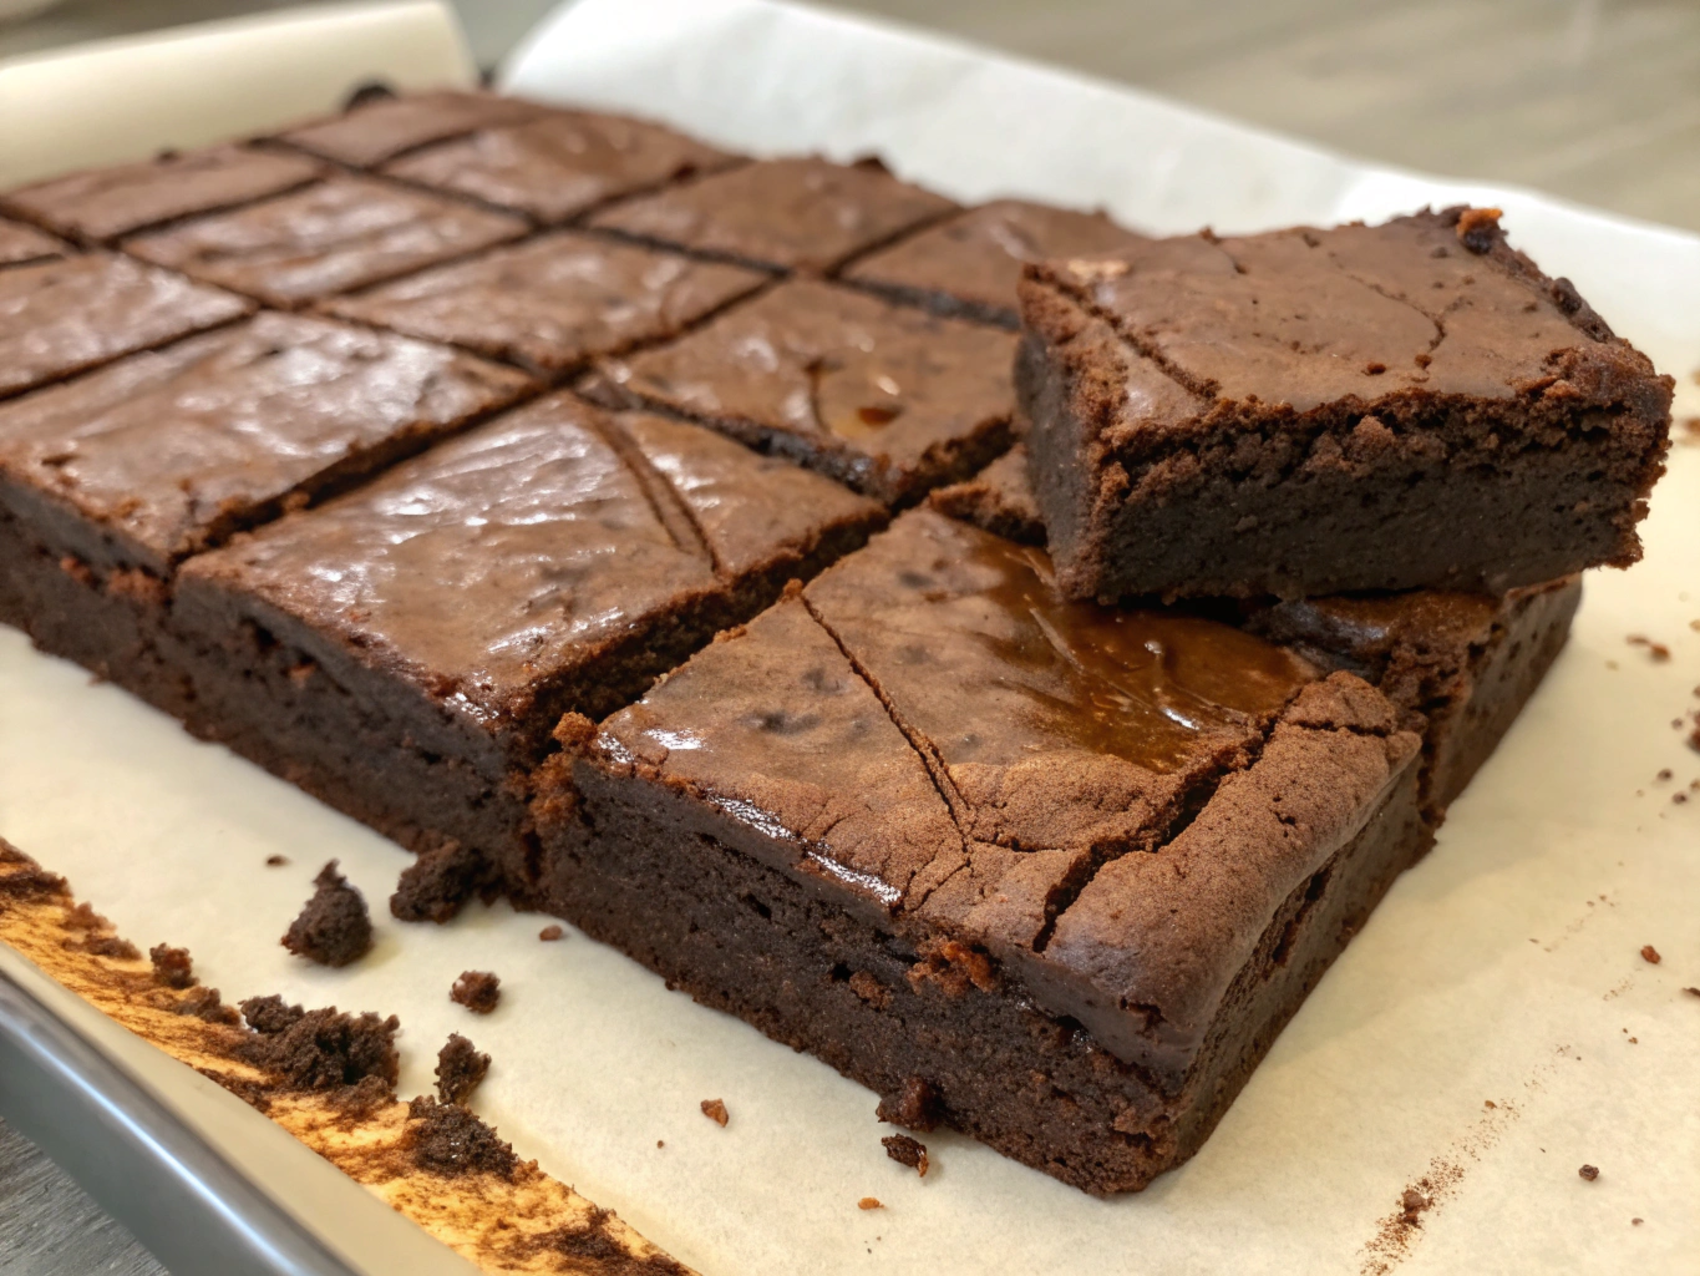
{"left": 544, "top": 507, "right": 1426, "bottom": 1193}
{"left": 321, "top": 231, "right": 766, "bottom": 379}
{"left": 0, "top": 253, "right": 251, "bottom": 399}
{"left": 0, "top": 145, "right": 321, "bottom": 244}
{"left": 844, "top": 199, "right": 1149, "bottom": 328}
{"left": 382, "top": 111, "right": 741, "bottom": 225}
{"left": 123, "top": 175, "right": 527, "bottom": 307}
{"left": 588, "top": 157, "right": 956, "bottom": 273}
{"left": 0, "top": 218, "right": 67, "bottom": 267}
{"left": 273, "top": 89, "right": 548, "bottom": 168}
{"left": 1017, "top": 208, "right": 1673, "bottom": 601}
{"left": 170, "top": 394, "right": 886, "bottom": 890}
{"left": 598, "top": 279, "right": 1017, "bottom": 505}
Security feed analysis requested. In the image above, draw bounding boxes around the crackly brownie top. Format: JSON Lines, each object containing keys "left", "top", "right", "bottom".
{"left": 845, "top": 199, "right": 1148, "bottom": 326}
{"left": 589, "top": 156, "right": 956, "bottom": 272}
{"left": 322, "top": 231, "right": 765, "bottom": 376}
{"left": 1, "top": 145, "right": 322, "bottom": 243}
{"left": 1022, "top": 208, "right": 1672, "bottom": 460}
{"left": 383, "top": 111, "right": 740, "bottom": 224}
{"left": 604, "top": 280, "right": 1016, "bottom": 500}
{"left": 0, "top": 253, "right": 251, "bottom": 399}
{"left": 274, "top": 89, "right": 548, "bottom": 168}
{"left": 124, "top": 175, "right": 527, "bottom": 307}
{"left": 0, "top": 311, "right": 529, "bottom": 572}
{"left": 182, "top": 395, "right": 880, "bottom": 732}
{"left": 0, "top": 218, "right": 66, "bottom": 266}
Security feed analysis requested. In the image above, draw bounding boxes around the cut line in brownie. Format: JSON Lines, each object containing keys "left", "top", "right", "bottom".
{"left": 0, "top": 218, "right": 68, "bottom": 268}
{"left": 122, "top": 174, "right": 528, "bottom": 308}
{"left": 588, "top": 156, "right": 957, "bottom": 274}
{"left": 0, "top": 252, "right": 251, "bottom": 400}
{"left": 1017, "top": 207, "right": 1673, "bottom": 601}
{"left": 596, "top": 279, "right": 1017, "bottom": 506}
{"left": 169, "top": 394, "right": 887, "bottom": 893}
{"left": 270, "top": 89, "right": 550, "bottom": 169}
{"left": 320, "top": 231, "right": 768, "bottom": 380}
{"left": 0, "top": 144, "right": 323, "bottom": 244}
{"left": 381, "top": 110, "right": 743, "bottom": 225}
{"left": 546, "top": 507, "right": 1426, "bottom": 1192}
{"left": 843, "top": 198, "right": 1149, "bottom": 328}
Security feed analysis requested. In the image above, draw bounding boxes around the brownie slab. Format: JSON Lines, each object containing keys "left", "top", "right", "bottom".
{"left": 545, "top": 508, "right": 1425, "bottom": 1192}
{"left": 599, "top": 279, "right": 1017, "bottom": 505}
{"left": 0, "top": 218, "right": 66, "bottom": 267}
{"left": 123, "top": 174, "right": 527, "bottom": 307}
{"left": 321, "top": 231, "right": 766, "bottom": 379}
{"left": 170, "top": 394, "right": 886, "bottom": 891}
{"left": 844, "top": 198, "right": 1149, "bottom": 328}
{"left": 1017, "top": 208, "right": 1673, "bottom": 600}
{"left": 0, "top": 144, "right": 321, "bottom": 243}
{"left": 589, "top": 156, "right": 955, "bottom": 273}
{"left": 0, "top": 252, "right": 251, "bottom": 399}
{"left": 273, "top": 89, "right": 548, "bottom": 168}
{"left": 383, "top": 111, "right": 740, "bottom": 225}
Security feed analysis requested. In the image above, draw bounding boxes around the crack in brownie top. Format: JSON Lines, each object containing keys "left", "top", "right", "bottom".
{"left": 272, "top": 90, "right": 549, "bottom": 169}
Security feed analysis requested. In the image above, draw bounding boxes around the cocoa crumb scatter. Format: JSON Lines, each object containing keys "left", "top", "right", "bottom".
{"left": 450, "top": 969, "right": 500, "bottom": 1014}
{"left": 435, "top": 1032, "right": 491, "bottom": 1105}
{"left": 857, "top": 1197, "right": 883, "bottom": 1211}
{"left": 1675, "top": 793, "right": 1689, "bottom": 805}
{"left": 1641, "top": 945, "right": 1662, "bottom": 965}
{"left": 148, "top": 943, "right": 196, "bottom": 989}
{"left": 282, "top": 861, "right": 373, "bottom": 968}
{"left": 1579, "top": 1164, "right": 1600, "bottom": 1181}
{"left": 1657, "top": 769, "right": 1673, "bottom": 782}
{"left": 539, "top": 925, "right": 564, "bottom": 942}
{"left": 882, "top": 1134, "right": 929, "bottom": 1177}
{"left": 1626, "top": 634, "right": 1671, "bottom": 661}
{"left": 265, "top": 855, "right": 288, "bottom": 867}
{"left": 1484, "top": 1099, "right": 1497, "bottom": 1109}
{"left": 1683, "top": 987, "right": 1700, "bottom": 999}
{"left": 700, "top": 1098, "right": 729, "bottom": 1127}
{"left": 1633, "top": 1218, "right": 1644, "bottom": 1226}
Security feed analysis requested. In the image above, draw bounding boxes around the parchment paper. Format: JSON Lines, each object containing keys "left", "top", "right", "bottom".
{"left": 4, "top": 2, "right": 1699, "bottom": 1272}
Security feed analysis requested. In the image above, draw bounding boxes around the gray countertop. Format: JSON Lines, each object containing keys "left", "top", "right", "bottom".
{"left": 3, "top": 1, "right": 1696, "bottom": 1272}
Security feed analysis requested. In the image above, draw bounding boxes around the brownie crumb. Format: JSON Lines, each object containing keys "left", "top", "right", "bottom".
{"left": 1400, "top": 1188, "right": 1430, "bottom": 1225}
{"left": 282, "top": 861, "right": 373, "bottom": 968}
{"left": 1633, "top": 1217, "right": 1644, "bottom": 1225}
{"left": 435, "top": 1033, "right": 491, "bottom": 1105}
{"left": 517, "top": 1208, "right": 691, "bottom": 1275}
{"left": 1579, "top": 1164, "right": 1600, "bottom": 1181}
{"left": 1657, "top": 769, "right": 1674, "bottom": 782}
{"left": 539, "top": 925, "right": 564, "bottom": 942}
{"left": 700, "top": 1098, "right": 729, "bottom": 1127}
{"left": 404, "top": 1096, "right": 519, "bottom": 1181}
{"left": 1626, "top": 634, "right": 1671, "bottom": 661}
{"left": 148, "top": 943, "right": 196, "bottom": 989}
{"left": 1454, "top": 206, "right": 1503, "bottom": 253}
{"left": 174, "top": 985, "right": 240, "bottom": 1025}
{"left": 390, "top": 840, "right": 492, "bottom": 924}
{"left": 881, "top": 1134, "right": 930, "bottom": 1177}
{"left": 877, "top": 1076, "right": 941, "bottom": 1132}
{"left": 451, "top": 970, "right": 500, "bottom": 1014}
{"left": 656, "top": 1140, "right": 665, "bottom": 1148}
{"left": 1641, "top": 945, "right": 1662, "bottom": 965}
{"left": 0, "top": 864, "right": 69, "bottom": 901}
{"left": 236, "top": 995, "right": 399, "bottom": 1090}
{"left": 1684, "top": 987, "right": 1700, "bottom": 998}
{"left": 857, "top": 1197, "right": 883, "bottom": 1211}
{"left": 265, "top": 854, "right": 289, "bottom": 867}
{"left": 331, "top": 1072, "right": 395, "bottom": 1121}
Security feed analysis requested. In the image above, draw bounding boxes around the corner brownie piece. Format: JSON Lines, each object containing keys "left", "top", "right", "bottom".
{"left": 598, "top": 279, "right": 1016, "bottom": 505}
{"left": 171, "top": 394, "right": 886, "bottom": 891}
{"left": 273, "top": 89, "right": 548, "bottom": 168}
{"left": 0, "top": 145, "right": 321, "bottom": 243}
{"left": 383, "top": 110, "right": 741, "bottom": 225}
{"left": 589, "top": 157, "right": 956, "bottom": 273}
{"left": 544, "top": 508, "right": 1425, "bottom": 1193}
{"left": 0, "top": 218, "right": 67, "bottom": 267}
{"left": 1017, "top": 208, "right": 1673, "bottom": 601}
{"left": 844, "top": 199, "right": 1148, "bottom": 328}
{"left": 321, "top": 231, "right": 765, "bottom": 379}
{"left": 123, "top": 175, "right": 527, "bottom": 307}
{"left": 0, "top": 253, "right": 250, "bottom": 399}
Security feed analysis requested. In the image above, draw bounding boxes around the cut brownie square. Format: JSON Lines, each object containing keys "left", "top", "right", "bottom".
{"left": 0, "top": 218, "right": 67, "bottom": 267}
{"left": 543, "top": 507, "right": 1426, "bottom": 1193}
{"left": 0, "top": 145, "right": 322, "bottom": 244}
{"left": 123, "top": 175, "right": 527, "bottom": 307}
{"left": 0, "top": 312, "right": 531, "bottom": 703}
{"left": 598, "top": 279, "right": 1017, "bottom": 505}
{"left": 170, "top": 394, "right": 886, "bottom": 890}
{"left": 844, "top": 199, "right": 1149, "bottom": 328}
{"left": 588, "top": 157, "right": 956, "bottom": 273}
{"left": 321, "top": 231, "right": 766, "bottom": 379}
{"left": 1017, "top": 208, "right": 1673, "bottom": 601}
{"left": 272, "top": 89, "right": 548, "bottom": 168}
{"left": 0, "top": 253, "right": 251, "bottom": 399}
{"left": 382, "top": 111, "right": 741, "bottom": 225}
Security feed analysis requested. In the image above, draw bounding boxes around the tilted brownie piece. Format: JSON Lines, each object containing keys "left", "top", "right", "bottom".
{"left": 0, "top": 145, "right": 322, "bottom": 243}
{"left": 170, "top": 395, "right": 886, "bottom": 894}
{"left": 273, "top": 89, "right": 548, "bottom": 168}
{"left": 1017, "top": 208, "right": 1673, "bottom": 601}
{"left": 932, "top": 443, "right": 1583, "bottom": 817}
{"left": 0, "top": 218, "right": 66, "bottom": 267}
{"left": 383, "top": 110, "right": 741, "bottom": 225}
{"left": 598, "top": 280, "right": 1016, "bottom": 505}
{"left": 545, "top": 508, "right": 1425, "bottom": 1193}
{"left": 0, "top": 312, "right": 530, "bottom": 705}
{"left": 123, "top": 175, "right": 527, "bottom": 307}
{"left": 844, "top": 199, "right": 1149, "bottom": 328}
{"left": 0, "top": 253, "right": 250, "bottom": 399}
{"left": 321, "top": 231, "right": 766, "bottom": 379}
{"left": 589, "top": 157, "right": 956, "bottom": 273}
